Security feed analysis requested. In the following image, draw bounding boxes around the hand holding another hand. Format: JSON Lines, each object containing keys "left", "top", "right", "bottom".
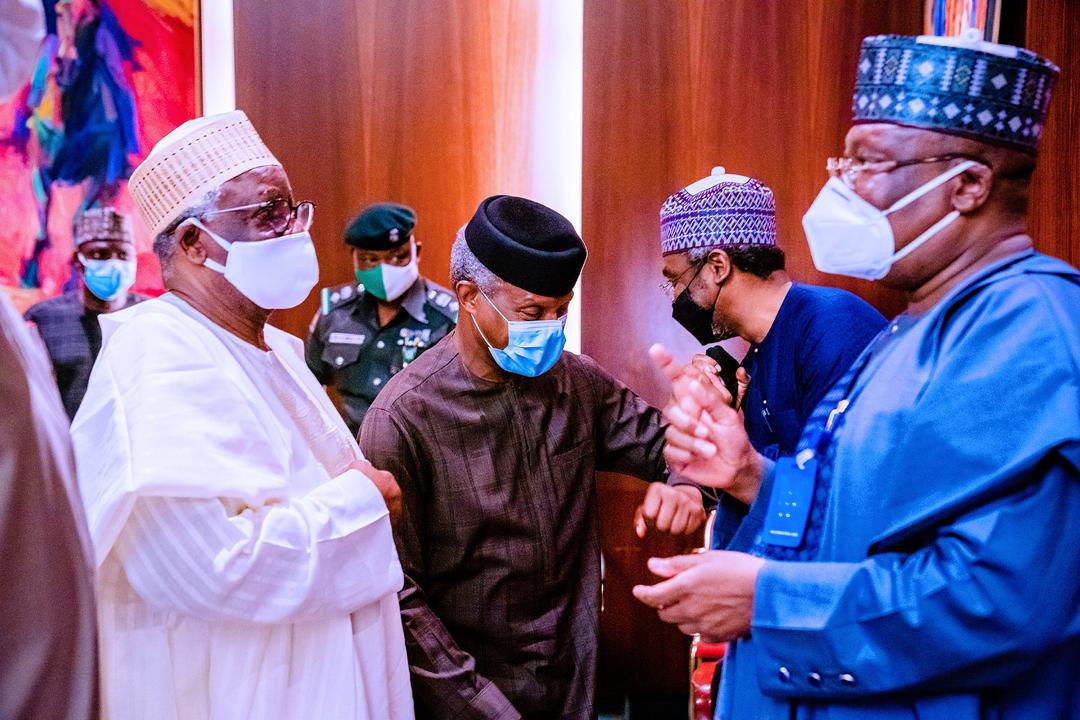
{"left": 650, "top": 344, "right": 764, "bottom": 504}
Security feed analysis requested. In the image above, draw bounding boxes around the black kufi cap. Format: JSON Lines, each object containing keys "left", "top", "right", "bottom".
{"left": 345, "top": 202, "right": 416, "bottom": 250}
{"left": 464, "top": 195, "right": 586, "bottom": 297}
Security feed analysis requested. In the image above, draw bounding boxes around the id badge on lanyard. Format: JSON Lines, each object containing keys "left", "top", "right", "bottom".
{"left": 762, "top": 401, "right": 847, "bottom": 549}
{"left": 759, "top": 320, "right": 898, "bottom": 549}
{"left": 763, "top": 455, "right": 818, "bottom": 547}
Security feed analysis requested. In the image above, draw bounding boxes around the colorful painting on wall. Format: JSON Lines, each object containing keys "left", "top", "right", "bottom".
{"left": 0, "top": 0, "right": 198, "bottom": 313}
{"left": 924, "top": 0, "right": 1002, "bottom": 40}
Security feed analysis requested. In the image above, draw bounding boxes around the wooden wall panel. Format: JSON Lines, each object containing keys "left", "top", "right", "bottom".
{"left": 1026, "top": 0, "right": 1080, "bottom": 267}
{"left": 233, "top": 0, "right": 539, "bottom": 339}
{"left": 582, "top": 0, "right": 923, "bottom": 702}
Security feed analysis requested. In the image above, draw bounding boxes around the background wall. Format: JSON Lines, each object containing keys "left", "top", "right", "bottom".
{"left": 234, "top": 0, "right": 540, "bottom": 338}
{"left": 233, "top": 0, "right": 1080, "bottom": 709}
{"left": 1026, "top": 0, "right": 1080, "bottom": 267}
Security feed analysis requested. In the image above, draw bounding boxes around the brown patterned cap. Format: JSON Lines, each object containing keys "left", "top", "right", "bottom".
{"left": 73, "top": 207, "right": 133, "bottom": 246}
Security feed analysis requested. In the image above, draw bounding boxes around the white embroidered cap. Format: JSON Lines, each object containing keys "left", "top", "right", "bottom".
{"left": 128, "top": 110, "right": 281, "bottom": 238}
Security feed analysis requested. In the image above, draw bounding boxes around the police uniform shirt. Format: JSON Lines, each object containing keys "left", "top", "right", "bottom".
{"left": 306, "top": 277, "right": 457, "bottom": 433}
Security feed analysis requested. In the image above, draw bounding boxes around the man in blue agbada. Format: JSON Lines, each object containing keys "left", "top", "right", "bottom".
{"left": 635, "top": 32, "right": 1080, "bottom": 719}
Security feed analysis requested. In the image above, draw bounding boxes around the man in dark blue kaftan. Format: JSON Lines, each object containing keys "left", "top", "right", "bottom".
{"left": 658, "top": 169, "right": 885, "bottom": 550}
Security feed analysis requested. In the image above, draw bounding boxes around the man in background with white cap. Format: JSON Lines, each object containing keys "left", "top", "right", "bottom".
{"left": 659, "top": 168, "right": 884, "bottom": 551}
{"left": 660, "top": 167, "right": 884, "bottom": 461}
{"left": 71, "top": 110, "right": 414, "bottom": 719}
{"left": 26, "top": 207, "right": 146, "bottom": 420}
{"left": 637, "top": 33, "right": 1080, "bottom": 719}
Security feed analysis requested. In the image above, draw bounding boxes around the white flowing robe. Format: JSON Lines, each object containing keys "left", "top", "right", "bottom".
{"left": 71, "top": 293, "right": 414, "bottom": 720}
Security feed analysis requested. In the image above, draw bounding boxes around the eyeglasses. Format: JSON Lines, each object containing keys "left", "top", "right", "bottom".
{"left": 658, "top": 261, "right": 705, "bottom": 301}
{"left": 202, "top": 198, "right": 315, "bottom": 235}
{"left": 826, "top": 154, "right": 988, "bottom": 187}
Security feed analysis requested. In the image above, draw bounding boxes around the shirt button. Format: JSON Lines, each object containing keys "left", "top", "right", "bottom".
{"left": 372, "top": 377, "right": 382, "bottom": 386}
{"left": 376, "top": 340, "right": 385, "bottom": 349}
{"left": 807, "top": 672, "right": 823, "bottom": 687}
{"left": 334, "top": 356, "right": 344, "bottom": 366}
{"left": 777, "top": 667, "right": 792, "bottom": 683}
{"left": 839, "top": 672, "right": 856, "bottom": 687}
{"left": 890, "top": 323, "right": 899, "bottom": 334}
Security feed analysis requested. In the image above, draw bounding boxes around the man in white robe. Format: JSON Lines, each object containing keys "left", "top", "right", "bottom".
{"left": 71, "top": 110, "right": 414, "bottom": 720}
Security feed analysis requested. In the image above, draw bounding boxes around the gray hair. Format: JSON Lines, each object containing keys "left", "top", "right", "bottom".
{"left": 449, "top": 227, "right": 499, "bottom": 294}
{"left": 152, "top": 187, "right": 220, "bottom": 282}
{"left": 685, "top": 246, "right": 714, "bottom": 264}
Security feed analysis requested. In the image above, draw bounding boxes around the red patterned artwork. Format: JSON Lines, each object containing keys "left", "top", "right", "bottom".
{"left": 0, "top": 0, "right": 197, "bottom": 313}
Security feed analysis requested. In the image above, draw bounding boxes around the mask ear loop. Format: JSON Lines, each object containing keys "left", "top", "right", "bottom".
{"left": 471, "top": 287, "right": 507, "bottom": 350}
{"left": 884, "top": 160, "right": 979, "bottom": 215}
{"left": 886, "top": 161, "right": 979, "bottom": 264}
{"left": 180, "top": 217, "right": 232, "bottom": 273}
{"left": 689, "top": 255, "right": 725, "bottom": 319}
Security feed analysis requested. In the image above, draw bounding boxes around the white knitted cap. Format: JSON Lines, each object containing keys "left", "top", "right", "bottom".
{"left": 128, "top": 110, "right": 281, "bottom": 238}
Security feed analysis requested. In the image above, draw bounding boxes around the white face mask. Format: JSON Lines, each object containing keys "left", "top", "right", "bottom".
{"left": 185, "top": 218, "right": 320, "bottom": 309}
{"left": 802, "top": 160, "right": 978, "bottom": 280}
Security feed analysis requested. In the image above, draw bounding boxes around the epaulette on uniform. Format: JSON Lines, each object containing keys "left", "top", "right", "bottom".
{"left": 319, "top": 282, "right": 363, "bottom": 316}
{"left": 425, "top": 282, "right": 459, "bottom": 322}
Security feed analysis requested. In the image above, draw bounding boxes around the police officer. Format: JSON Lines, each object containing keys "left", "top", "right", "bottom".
{"left": 306, "top": 202, "right": 456, "bottom": 434}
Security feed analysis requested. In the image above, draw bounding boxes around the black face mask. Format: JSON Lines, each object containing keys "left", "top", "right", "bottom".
{"left": 672, "top": 285, "right": 719, "bottom": 344}
{"left": 671, "top": 261, "right": 725, "bottom": 344}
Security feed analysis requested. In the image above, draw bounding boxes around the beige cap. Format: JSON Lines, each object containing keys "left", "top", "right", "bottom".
{"left": 128, "top": 110, "right": 281, "bottom": 238}
{"left": 74, "top": 207, "right": 133, "bottom": 246}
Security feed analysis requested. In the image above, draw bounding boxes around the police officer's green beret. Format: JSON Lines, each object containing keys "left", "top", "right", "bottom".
{"left": 345, "top": 202, "right": 416, "bottom": 250}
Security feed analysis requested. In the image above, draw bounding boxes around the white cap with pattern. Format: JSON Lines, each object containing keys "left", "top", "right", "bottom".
{"left": 128, "top": 110, "right": 281, "bottom": 238}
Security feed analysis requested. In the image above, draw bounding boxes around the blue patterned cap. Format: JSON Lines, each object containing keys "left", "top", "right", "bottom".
{"left": 853, "top": 34, "right": 1059, "bottom": 155}
{"left": 660, "top": 168, "right": 776, "bottom": 255}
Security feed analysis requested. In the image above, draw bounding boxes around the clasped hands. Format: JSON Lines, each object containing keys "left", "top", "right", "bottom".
{"left": 632, "top": 344, "right": 767, "bottom": 643}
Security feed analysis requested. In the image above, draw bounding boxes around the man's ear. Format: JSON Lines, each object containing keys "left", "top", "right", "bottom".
{"left": 71, "top": 250, "right": 83, "bottom": 270}
{"left": 705, "top": 249, "right": 733, "bottom": 285}
{"left": 413, "top": 238, "right": 422, "bottom": 260}
{"left": 953, "top": 163, "right": 994, "bottom": 214}
{"left": 455, "top": 280, "right": 479, "bottom": 315}
{"left": 177, "top": 224, "right": 207, "bottom": 264}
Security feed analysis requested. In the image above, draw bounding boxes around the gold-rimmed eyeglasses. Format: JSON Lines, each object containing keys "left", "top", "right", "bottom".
{"left": 826, "top": 153, "right": 988, "bottom": 187}
{"left": 202, "top": 198, "right": 315, "bottom": 235}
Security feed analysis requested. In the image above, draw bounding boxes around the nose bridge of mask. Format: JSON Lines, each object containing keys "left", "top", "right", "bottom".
{"left": 884, "top": 160, "right": 979, "bottom": 215}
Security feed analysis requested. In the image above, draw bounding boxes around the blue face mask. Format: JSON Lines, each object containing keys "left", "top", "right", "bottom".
{"left": 79, "top": 254, "right": 136, "bottom": 302}
{"left": 472, "top": 289, "right": 567, "bottom": 377}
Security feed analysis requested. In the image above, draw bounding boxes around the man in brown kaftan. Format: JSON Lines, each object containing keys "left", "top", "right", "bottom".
{"left": 360, "top": 196, "right": 706, "bottom": 720}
